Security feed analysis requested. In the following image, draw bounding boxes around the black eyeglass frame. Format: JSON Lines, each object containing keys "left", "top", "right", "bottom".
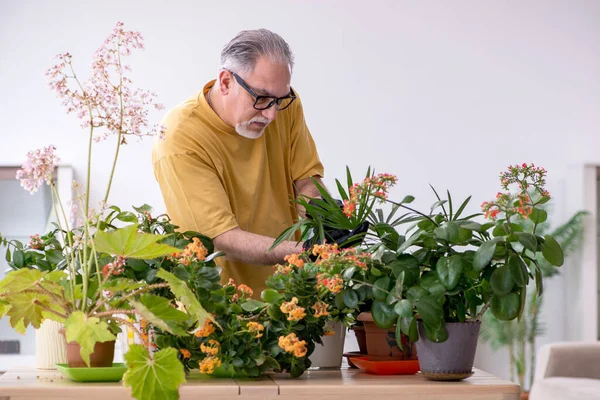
{"left": 229, "top": 70, "right": 296, "bottom": 111}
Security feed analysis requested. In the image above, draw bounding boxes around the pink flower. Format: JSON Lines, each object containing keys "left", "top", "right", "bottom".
{"left": 45, "top": 22, "right": 165, "bottom": 143}
{"left": 16, "top": 145, "right": 60, "bottom": 194}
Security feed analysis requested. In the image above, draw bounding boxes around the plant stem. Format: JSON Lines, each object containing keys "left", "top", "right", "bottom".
{"left": 474, "top": 301, "right": 491, "bottom": 320}
{"left": 94, "top": 309, "right": 138, "bottom": 319}
{"left": 35, "top": 283, "right": 71, "bottom": 313}
{"left": 49, "top": 185, "right": 76, "bottom": 306}
{"left": 33, "top": 300, "right": 68, "bottom": 320}
{"left": 91, "top": 282, "right": 169, "bottom": 314}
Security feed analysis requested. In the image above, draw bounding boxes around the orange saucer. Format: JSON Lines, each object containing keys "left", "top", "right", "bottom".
{"left": 350, "top": 356, "right": 420, "bottom": 375}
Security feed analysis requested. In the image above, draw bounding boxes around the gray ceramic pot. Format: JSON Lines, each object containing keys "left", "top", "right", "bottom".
{"left": 415, "top": 321, "right": 480, "bottom": 381}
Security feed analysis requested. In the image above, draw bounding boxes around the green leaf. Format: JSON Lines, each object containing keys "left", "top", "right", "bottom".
{"left": 490, "top": 265, "right": 514, "bottom": 296}
{"left": 116, "top": 211, "right": 138, "bottom": 223}
{"left": 343, "top": 289, "right": 358, "bottom": 309}
{"left": 371, "top": 300, "right": 396, "bottom": 329}
{"left": 473, "top": 240, "right": 499, "bottom": 272}
{"left": 517, "top": 233, "right": 538, "bottom": 252}
{"left": 490, "top": 293, "right": 520, "bottom": 321}
{"left": 420, "top": 273, "right": 446, "bottom": 295}
{"left": 131, "top": 294, "right": 189, "bottom": 336}
{"left": 508, "top": 255, "right": 528, "bottom": 287}
{"left": 401, "top": 195, "right": 415, "bottom": 204}
{"left": 123, "top": 344, "right": 185, "bottom": 400}
{"left": 5, "top": 291, "right": 49, "bottom": 330}
{"left": 542, "top": 235, "right": 564, "bottom": 266}
{"left": 261, "top": 289, "right": 283, "bottom": 303}
{"left": 394, "top": 299, "right": 413, "bottom": 318}
{"left": 436, "top": 255, "right": 463, "bottom": 290}
{"left": 530, "top": 208, "right": 548, "bottom": 224}
{"left": 373, "top": 277, "right": 391, "bottom": 302}
{"left": 94, "top": 225, "right": 180, "bottom": 259}
{"left": 406, "top": 286, "right": 428, "bottom": 302}
{"left": 156, "top": 269, "right": 216, "bottom": 332}
{"left": 64, "top": 312, "right": 117, "bottom": 367}
{"left": 241, "top": 299, "right": 268, "bottom": 312}
{"left": 133, "top": 204, "right": 153, "bottom": 214}
{"left": 434, "top": 222, "right": 459, "bottom": 242}
{"left": 453, "top": 195, "right": 472, "bottom": 220}
{"left": 13, "top": 250, "right": 24, "bottom": 268}
{"left": 416, "top": 295, "right": 444, "bottom": 330}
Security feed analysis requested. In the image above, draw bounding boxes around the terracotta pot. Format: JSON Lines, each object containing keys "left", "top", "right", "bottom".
{"left": 60, "top": 328, "right": 116, "bottom": 368}
{"left": 521, "top": 391, "right": 529, "bottom": 400}
{"left": 357, "top": 312, "right": 417, "bottom": 360}
{"left": 351, "top": 325, "right": 368, "bottom": 354}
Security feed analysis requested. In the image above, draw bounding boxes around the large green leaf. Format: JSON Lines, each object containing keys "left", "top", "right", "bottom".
{"left": 156, "top": 269, "right": 216, "bottom": 331}
{"left": 0, "top": 268, "right": 44, "bottom": 293}
{"left": 373, "top": 277, "right": 391, "bottom": 302}
{"left": 394, "top": 299, "right": 413, "bottom": 318}
{"left": 64, "top": 311, "right": 117, "bottom": 367}
{"left": 433, "top": 222, "right": 459, "bottom": 242}
{"left": 517, "top": 233, "right": 537, "bottom": 253}
{"left": 123, "top": 344, "right": 185, "bottom": 400}
{"left": 416, "top": 295, "right": 444, "bottom": 330}
{"left": 131, "top": 294, "right": 189, "bottom": 336}
{"left": 372, "top": 300, "right": 396, "bottom": 329}
{"left": 542, "top": 235, "right": 564, "bottom": 267}
{"left": 420, "top": 273, "right": 446, "bottom": 295}
{"left": 508, "top": 255, "right": 529, "bottom": 287}
{"left": 490, "top": 293, "right": 520, "bottom": 321}
{"left": 490, "top": 265, "right": 514, "bottom": 296}
{"left": 473, "top": 240, "right": 499, "bottom": 272}
{"left": 94, "top": 225, "right": 180, "bottom": 259}
{"left": 436, "top": 255, "right": 463, "bottom": 290}
{"left": 241, "top": 299, "right": 268, "bottom": 312}
{"left": 6, "top": 291, "right": 48, "bottom": 330}
{"left": 529, "top": 208, "right": 548, "bottom": 224}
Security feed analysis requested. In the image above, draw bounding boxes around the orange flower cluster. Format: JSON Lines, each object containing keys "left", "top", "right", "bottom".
{"left": 317, "top": 273, "right": 343, "bottom": 294}
{"left": 237, "top": 284, "right": 253, "bottom": 298}
{"left": 342, "top": 173, "right": 398, "bottom": 217}
{"left": 273, "top": 263, "right": 293, "bottom": 275}
{"left": 284, "top": 253, "right": 305, "bottom": 268}
{"left": 199, "top": 356, "right": 221, "bottom": 374}
{"left": 178, "top": 237, "right": 208, "bottom": 265}
{"left": 323, "top": 329, "right": 336, "bottom": 336}
{"left": 194, "top": 318, "right": 215, "bottom": 337}
{"left": 280, "top": 297, "right": 306, "bottom": 321}
{"left": 180, "top": 348, "right": 191, "bottom": 359}
{"left": 278, "top": 333, "right": 308, "bottom": 358}
{"left": 200, "top": 339, "right": 220, "bottom": 355}
{"left": 246, "top": 322, "right": 264, "bottom": 338}
{"left": 311, "top": 301, "right": 330, "bottom": 318}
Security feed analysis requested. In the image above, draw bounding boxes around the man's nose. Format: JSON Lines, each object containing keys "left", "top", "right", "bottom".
{"left": 261, "top": 105, "right": 278, "bottom": 121}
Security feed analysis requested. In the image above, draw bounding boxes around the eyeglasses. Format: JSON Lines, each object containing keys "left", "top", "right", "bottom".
{"left": 230, "top": 71, "right": 296, "bottom": 111}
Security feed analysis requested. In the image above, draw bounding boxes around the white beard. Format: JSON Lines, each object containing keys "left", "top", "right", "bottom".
{"left": 235, "top": 117, "right": 270, "bottom": 139}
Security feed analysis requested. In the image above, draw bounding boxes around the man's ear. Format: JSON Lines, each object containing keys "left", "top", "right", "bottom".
{"left": 218, "top": 70, "right": 233, "bottom": 95}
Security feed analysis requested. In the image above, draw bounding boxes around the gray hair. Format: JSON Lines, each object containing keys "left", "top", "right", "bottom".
{"left": 219, "top": 29, "right": 294, "bottom": 75}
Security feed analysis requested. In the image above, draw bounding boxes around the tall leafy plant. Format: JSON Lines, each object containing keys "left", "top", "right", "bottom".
{"left": 480, "top": 210, "right": 587, "bottom": 391}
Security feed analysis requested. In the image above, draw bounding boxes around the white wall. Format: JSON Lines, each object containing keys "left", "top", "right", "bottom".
{"left": 1, "top": 0, "right": 599, "bottom": 381}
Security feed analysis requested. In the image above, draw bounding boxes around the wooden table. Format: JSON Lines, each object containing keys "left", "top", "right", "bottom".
{"left": 0, "top": 367, "right": 520, "bottom": 400}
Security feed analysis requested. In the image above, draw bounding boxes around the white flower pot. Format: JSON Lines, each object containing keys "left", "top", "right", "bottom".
{"left": 309, "top": 320, "right": 346, "bottom": 369}
{"left": 35, "top": 320, "right": 67, "bottom": 369}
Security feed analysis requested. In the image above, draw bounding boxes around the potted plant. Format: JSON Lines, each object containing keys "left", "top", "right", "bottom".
{"left": 0, "top": 22, "right": 219, "bottom": 400}
{"left": 480, "top": 209, "right": 587, "bottom": 396}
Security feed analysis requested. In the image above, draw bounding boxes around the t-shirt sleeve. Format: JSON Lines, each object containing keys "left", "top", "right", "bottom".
{"left": 289, "top": 96, "right": 324, "bottom": 182}
{"left": 153, "top": 152, "right": 239, "bottom": 239}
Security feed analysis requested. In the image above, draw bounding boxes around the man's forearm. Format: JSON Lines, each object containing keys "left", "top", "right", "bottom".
{"left": 213, "top": 227, "right": 302, "bottom": 265}
{"left": 294, "top": 176, "right": 326, "bottom": 218}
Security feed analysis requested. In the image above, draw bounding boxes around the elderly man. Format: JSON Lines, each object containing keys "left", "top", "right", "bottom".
{"left": 153, "top": 29, "right": 325, "bottom": 294}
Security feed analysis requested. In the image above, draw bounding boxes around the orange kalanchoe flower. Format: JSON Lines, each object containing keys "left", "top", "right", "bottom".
{"left": 246, "top": 321, "right": 264, "bottom": 338}
{"left": 280, "top": 297, "right": 306, "bottom": 321}
{"left": 180, "top": 348, "right": 191, "bottom": 359}
{"left": 237, "top": 284, "right": 253, "bottom": 298}
{"left": 284, "top": 253, "right": 305, "bottom": 268}
{"left": 199, "top": 356, "right": 221, "bottom": 374}
{"left": 317, "top": 274, "right": 344, "bottom": 294}
{"left": 194, "top": 318, "right": 215, "bottom": 337}
{"left": 278, "top": 333, "right": 308, "bottom": 358}
{"left": 311, "top": 301, "right": 330, "bottom": 318}
{"left": 178, "top": 237, "right": 208, "bottom": 265}
{"left": 200, "top": 339, "right": 220, "bottom": 355}
{"left": 273, "top": 263, "right": 292, "bottom": 275}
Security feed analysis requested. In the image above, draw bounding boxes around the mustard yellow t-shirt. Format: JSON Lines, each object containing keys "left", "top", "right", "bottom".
{"left": 152, "top": 80, "right": 324, "bottom": 295}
